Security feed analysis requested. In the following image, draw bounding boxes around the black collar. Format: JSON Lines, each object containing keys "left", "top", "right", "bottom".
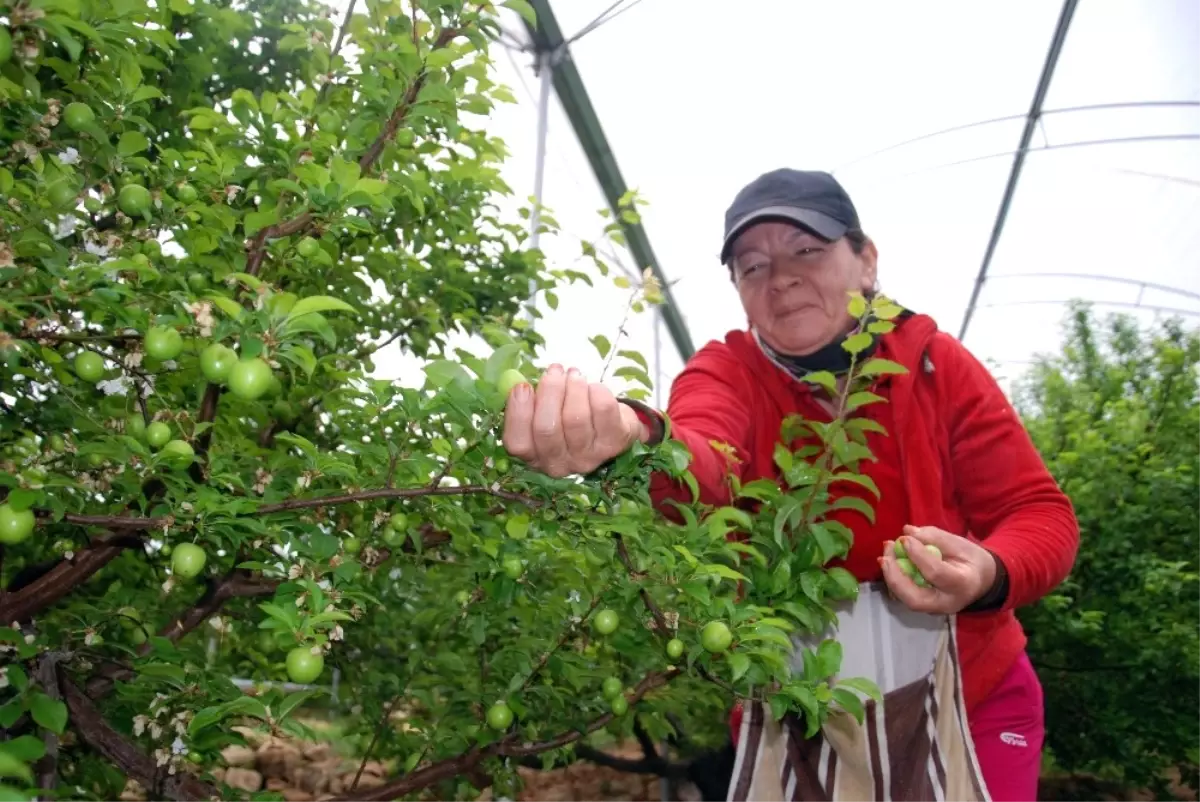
{"left": 757, "top": 308, "right": 913, "bottom": 381}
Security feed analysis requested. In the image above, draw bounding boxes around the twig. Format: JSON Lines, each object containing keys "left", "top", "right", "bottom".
{"left": 60, "top": 673, "right": 219, "bottom": 801}
{"left": 34, "top": 652, "right": 67, "bottom": 797}
{"left": 318, "top": 0, "right": 358, "bottom": 104}
{"left": 15, "top": 331, "right": 142, "bottom": 344}
{"left": 520, "top": 593, "right": 605, "bottom": 692}
{"left": 351, "top": 695, "right": 403, "bottom": 793}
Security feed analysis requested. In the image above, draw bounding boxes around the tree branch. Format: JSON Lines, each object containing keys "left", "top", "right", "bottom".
{"left": 42, "top": 484, "right": 539, "bottom": 533}
{"left": 341, "top": 670, "right": 681, "bottom": 801}
{"left": 356, "top": 25, "right": 463, "bottom": 173}
{"left": 613, "top": 533, "right": 668, "bottom": 631}
{"left": 60, "top": 673, "right": 219, "bottom": 801}
{"left": 34, "top": 653, "right": 67, "bottom": 797}
{"left": 614, "top": 533, "right": 735, "bottom": 693}
{"left": 255, "top": 483, "right": 538, "bottom": 514}
{"left": 520, "top": 593, "right": 604, "bottom": 693}
{"left": 155, "top": 569, "right": 279, "bottom": 644}
{"left": 0, "top": 537, "right": 140, "bottom": 624}
{"left": 499, "top": 670, "right": 680, "bottom": 757}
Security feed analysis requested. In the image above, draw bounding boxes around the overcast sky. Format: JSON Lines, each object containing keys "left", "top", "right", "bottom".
{"left": 374, "top": 0, "right": 1200, "bottom": 403}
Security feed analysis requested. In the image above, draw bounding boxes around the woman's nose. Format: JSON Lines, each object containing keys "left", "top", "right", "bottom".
{"left": 768, "top": 263, "right": 803, "bottom": 292}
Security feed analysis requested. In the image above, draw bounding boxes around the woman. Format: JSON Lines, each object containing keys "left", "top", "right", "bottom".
{"left": 501, "top": 168, "right": 1079, "bottom": 801}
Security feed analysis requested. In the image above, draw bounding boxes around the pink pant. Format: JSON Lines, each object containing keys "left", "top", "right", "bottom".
{"left": 968, "top": 652, "right": 1046, "bottom": 802}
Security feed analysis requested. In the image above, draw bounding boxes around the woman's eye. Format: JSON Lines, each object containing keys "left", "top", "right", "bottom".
{"left": 796, "top": 247, "right": 822, "bottom": 257}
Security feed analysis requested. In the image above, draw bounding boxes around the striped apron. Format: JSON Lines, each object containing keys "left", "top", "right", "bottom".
{"left": 727, "top": 583, "right": 991, "bottom": 801}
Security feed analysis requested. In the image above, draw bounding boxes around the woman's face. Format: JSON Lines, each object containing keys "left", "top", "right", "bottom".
{"left": 728, "top": 221, "right": 878, "bottom": 356}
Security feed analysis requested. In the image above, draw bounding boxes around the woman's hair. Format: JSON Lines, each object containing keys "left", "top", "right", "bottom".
{"left": 845, "top": 228, "right": 868, "bottom": 255}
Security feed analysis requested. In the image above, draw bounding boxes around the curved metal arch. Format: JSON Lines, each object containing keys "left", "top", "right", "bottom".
{"left": 979, "top": 299, "right": 1200, "bottom": 318}
{"left": 986, "top": 273, "right": 1200, "bottom": 302}
{"left": 833, "top": 100, "right": 1199, "bottom": 175}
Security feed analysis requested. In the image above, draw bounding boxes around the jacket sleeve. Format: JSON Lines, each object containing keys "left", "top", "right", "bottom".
{"left": 628, "top": 345, "right": 754, "bottom": 516}
{"left": 937, "top": 335, "right": 1080, "bottom": 610}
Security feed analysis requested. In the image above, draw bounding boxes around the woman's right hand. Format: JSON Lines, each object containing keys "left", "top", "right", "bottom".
{"left": 501, "top": 364, "right": 648, "bottom": 478}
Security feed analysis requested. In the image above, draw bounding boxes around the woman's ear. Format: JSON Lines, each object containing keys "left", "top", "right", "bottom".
{"left": 859, "top": 237, "right": 879, "bottom": 293}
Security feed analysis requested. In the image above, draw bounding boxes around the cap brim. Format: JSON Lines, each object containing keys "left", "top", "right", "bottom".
{"left": 720, "top": 206, "right": 849, "bottom": 262}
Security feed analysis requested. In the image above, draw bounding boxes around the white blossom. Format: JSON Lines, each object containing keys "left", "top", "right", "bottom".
{"left": 57, "top": 147, "right": 80, "bottom": 165}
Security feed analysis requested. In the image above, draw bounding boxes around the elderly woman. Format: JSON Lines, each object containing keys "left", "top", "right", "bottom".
{"left": 502, "top": 168, "right": 1079, "bottom": 801}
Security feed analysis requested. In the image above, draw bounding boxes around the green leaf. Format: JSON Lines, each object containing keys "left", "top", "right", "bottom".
{"left": 858, "top": 358, "right": 907, "bottom": 378}
{"left": 502, "top": 0, "right": 537, "bottom": 26}
{"left": 277, "top": 690, "right": 320, "bottom": 722}
{"left": 618, "top": 349, "right": 649, "bottom": 371}
{"left": 424, "top": 360, "right": 473, "bottom": 389}
{"left": 832, "top": 688, "right": 866, "bottom": 723}
{"left": 0, "top": 782, "right": 29, "bottom": 802}
{"left": 483, "top": 343, "right": 523, "bottom": 384}
{"left": 804, "top": 370, "right": 838, "bottom": 392}
{"left": 825, "top": 567, "right": 860, "bottom": 600}
{"left": 614, "top": 365, "right": 652, "bottom": 389}
{"left": 836, "top": 676, "right": 883, "bottom": 703}
{"left": 426, "top": 48, "right": 457, "bottom": 69}
{"left": 831, "top": 495, "right": 875, "bottom": 523}
{"left": 287, "top": 295, "right": 358, "bottom": 320}
{"left": 0, "top": 736, "right": 44, "bottom": 762}
{"left": 243, "top": 208, "right": 279, "bottom": 237}
{"left": 0, "top": 751, "right": 31, "bottom": 784}
{"left": 189, "top": 696, "right": 269, "bottom": 735}
{"left": 29, "top": 693, "right": 67, "bottom": 735}
{"left": 815, "top": 639, "right": 843, "bottom": 678}
{"left": 843, "top": 332, "right": 873, "bottom": 356}
{"left": 698, "top": 563, "right": 748, "bottom": 583}
{"left": 589, "top": 335, "right": 611, "bottom": 359}
{"left": 505, "top": 515, "right": 530, "bottom": 540}
{"left": 117, "top": 131, "right": 150, "bottom": 156}
{"left": 847, "top": 293, "right": 868, "bottom": 318}
{"left": 351, "top": 178, "right": 389, "bottom": 196}
{"left": 845, "top": 391, "right": 886, "bottom": 413}
{"left": 728, "top": 652, "right": 751, "bottom": 683}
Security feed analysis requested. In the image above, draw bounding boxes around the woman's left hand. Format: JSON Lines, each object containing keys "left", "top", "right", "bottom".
{"left": 880, "top": 525, "right": 997, "bottom": 614}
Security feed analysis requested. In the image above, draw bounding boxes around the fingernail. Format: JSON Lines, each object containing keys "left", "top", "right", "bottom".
{"left": 567, "top": 367, "right": 582, "bottom": 379}
{"left": 548, "top": 364, "right": 564, "bottom": 376}
{"left": 516, "top": 383, "right": 532, "bottom": 398}
{"left": 883, "top": 539, "right": 894, "bottom": 550}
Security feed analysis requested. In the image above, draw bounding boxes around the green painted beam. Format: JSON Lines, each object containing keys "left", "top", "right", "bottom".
{"left": 519, "top": 0, "right": 696, "bottom": 362}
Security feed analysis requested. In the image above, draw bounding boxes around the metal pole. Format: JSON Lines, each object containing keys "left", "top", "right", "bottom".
{"left": 957, "top": 0, "right": 1079, "bottom": 342}
{"left": 525, "top": 49, "right": 554, "bottom": 326}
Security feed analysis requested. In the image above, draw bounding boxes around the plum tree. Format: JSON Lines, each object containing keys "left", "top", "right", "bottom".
{"left": 0, "top": 0, "right": 904, "bottom": 798}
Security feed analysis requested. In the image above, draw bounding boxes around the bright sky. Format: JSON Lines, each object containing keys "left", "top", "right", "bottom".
{"left": 374, "top": 0, "right": 1200, "bottom": 403}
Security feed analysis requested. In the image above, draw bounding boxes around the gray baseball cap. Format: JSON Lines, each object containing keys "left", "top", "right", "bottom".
{"left": 720, "top": 169, "right": 862, "bottom": 263}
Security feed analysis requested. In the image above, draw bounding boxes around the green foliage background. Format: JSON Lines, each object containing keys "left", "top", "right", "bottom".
{"left": 1016, "top": 304, "right": 1199, "bottom": 796}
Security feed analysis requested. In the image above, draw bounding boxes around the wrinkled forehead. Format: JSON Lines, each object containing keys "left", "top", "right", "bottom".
{"left": 729, "top": 220, "right": 827, "bottom": 260}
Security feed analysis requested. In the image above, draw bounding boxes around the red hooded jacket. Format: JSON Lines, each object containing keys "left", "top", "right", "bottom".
{"left": 636, "top": 312, "right": 1079, "bottom": 712}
